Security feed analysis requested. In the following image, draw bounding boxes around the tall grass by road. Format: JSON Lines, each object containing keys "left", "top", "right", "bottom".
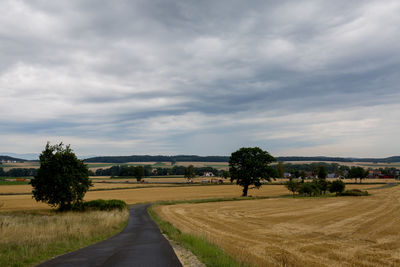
{"left": 0, "top": 209, "right": 129, "bottom": 267}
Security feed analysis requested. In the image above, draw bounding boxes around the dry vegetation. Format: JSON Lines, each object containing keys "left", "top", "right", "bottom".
{"left": 0, "top": 183, "right": 375, "bottom": 212}
{"left": 1, "top": 162, "right": 39, "bottom": 171}
{"left": 0, "top": 209, "right": 129, "bottom": 266}
{"left": 155, "top": 185, "right": 400, "bottom": 267}
{"left": 0, "top": 182, "right": 157, "bottom": 195}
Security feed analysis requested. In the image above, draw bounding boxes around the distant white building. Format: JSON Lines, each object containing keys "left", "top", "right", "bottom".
{"left": 203, "top": 172, "right": 214, "bottom": 177}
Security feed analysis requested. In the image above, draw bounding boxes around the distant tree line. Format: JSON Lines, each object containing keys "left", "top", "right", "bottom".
{"left": 92, "top": 165, "right": 222, "bottom": 177}
{"left": 84, "top": 155, "right": 229, "bottom": 163}
{"left": 273, "top": 162, "right": 399, "bottom": 180}
{"left": 285, "top": 175, "right": 369, "bottom": 197}
{"left": 275, "top": 156, "right": 400, "bottom": 163}
{"left": 275, "top": 162, "right": 349, "bottom": 177}
{"left": 83, "top": 154, "right": 400, "bottom": 165}
{"left": 0, "top": 167, "right": 37, "bottom": 177}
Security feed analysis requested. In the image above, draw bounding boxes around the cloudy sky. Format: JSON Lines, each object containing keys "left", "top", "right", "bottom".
{"left": 0, "top": 0, "right": 399, "bottom": 158}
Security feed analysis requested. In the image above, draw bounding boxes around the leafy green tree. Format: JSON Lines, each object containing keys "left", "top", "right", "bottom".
{"left": 317, "top": 166, "right": 329, "bottom": 194}
{"left": 317, "top": 178, "right": 330, "bottom": 195}
{"left": 298, "top": 183, "right": 314, "bottom": 196}
{"left": 30, "top": 143, "right": 92, "bottom": 211}
{"left": 229, "top": 147, "right": 276, "bottom": 196}
{"left": 298, "top": 181, "right": 321, "bottom": 196}
{"left": 348, "top": 166, "right": 367, "bottom": 183}
{"left": 144, "top": 165, "right": 153, "bottom": 176}
{"left": 311, "top": 164, "right": 320, "bottom": 177}
{"left": 318, "top": 166, "right": 327, "bottom": 179}
{"left": 285, "top": 179, "right": 300, "bottom": 197}
{"left": 184, "top": 165, "right": 195, "bottom": 180}
{"left": 329, "top": 180, "right": 346, "bottom": 195}
{"left": 221, "top": 170, "right": 230, "bottom": 179}
{"left": 299, "top": 170, "right": 307, "bottom": 183}
{"left": 277, "top": 161, "right": 285, "bottom": 178}
{"left": 133, "top": 166, "right": 144, "bottom": 181}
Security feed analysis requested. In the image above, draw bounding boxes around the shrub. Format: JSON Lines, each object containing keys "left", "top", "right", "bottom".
{"left": 340, "top": 189, "right": 369, "bottom": 196}
{"left": 298, "top": 182, "right": 320, "bottom": 196}
{"left": 73, "top": 199, "right": 127, "bottom": 211}
{"left": 284, "top": 179, "right": 301, "bottom": 197}
{"left": 329, "top": 180, "right": 346, "bottom": 195}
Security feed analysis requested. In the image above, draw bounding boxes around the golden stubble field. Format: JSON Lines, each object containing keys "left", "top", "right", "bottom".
{"left": 155, "top": 185, "right": 400, "bottom": 267}
{"left": 0, "top": 182, "right": 156, "bottom": 194}
{"left": 0, "top": 183, "right": 374, "bottom": 212}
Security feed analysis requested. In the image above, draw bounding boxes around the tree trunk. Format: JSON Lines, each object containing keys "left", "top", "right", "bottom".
{"left": 242, "top": 184, "right": 249, "bottom": 196}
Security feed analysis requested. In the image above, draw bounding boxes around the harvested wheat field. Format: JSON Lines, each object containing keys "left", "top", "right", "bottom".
{"left": 155, "top": 185, "right": 400, "bottom": 267}
{"left": 0, "top": 182, "right": 155, "bottom": 195}
{"left": 0, "top": 184, "right": 378, "bottom": 212}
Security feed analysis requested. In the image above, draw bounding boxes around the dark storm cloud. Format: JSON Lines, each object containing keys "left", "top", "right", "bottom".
{"left": 0, "top": 0, "right": 399, "bottom": 156}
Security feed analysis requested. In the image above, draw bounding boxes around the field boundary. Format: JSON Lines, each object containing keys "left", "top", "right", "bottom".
{"left": 147, "top": 196, "right": 279, "bottom": 266}
{"left": 147, "top": 184, "right": 387, "bottom": 266}
{"left": 148, "top": 204, "right": 245, "bottom": 267}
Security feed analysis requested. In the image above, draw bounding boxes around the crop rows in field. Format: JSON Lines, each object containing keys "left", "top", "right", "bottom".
{"left": 155, "top": 185, "right": 400, "bottom": 266}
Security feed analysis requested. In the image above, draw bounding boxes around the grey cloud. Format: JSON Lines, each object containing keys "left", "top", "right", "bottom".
{"left": 0, "top": 0, "right": 399, "bottom": 156}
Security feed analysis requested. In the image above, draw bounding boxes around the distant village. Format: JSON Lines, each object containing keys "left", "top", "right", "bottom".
{"left": 1, "top": 160, "right": 18, "bottom": 163}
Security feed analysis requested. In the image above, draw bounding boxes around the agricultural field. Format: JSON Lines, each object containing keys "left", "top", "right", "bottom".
{"left": 0, "top": 183, "right": 377, "bottom": 212}
{"left": 86, "top": 161, "right": 172, "bottom": 171}
{"left": 0, "top": 162, "right": 39, "bottom": 171}
{"left": 155, "top": 184, "right": 400, "bottom": 266}
{"left": 174, "top": 161, "right": 229, "bottom": 169}
{"left": 0, "top": 182, "right": 164, "bottom": 195}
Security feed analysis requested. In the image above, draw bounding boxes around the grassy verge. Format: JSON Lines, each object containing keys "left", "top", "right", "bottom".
{"left": 0, "top": 180, "right": 30, "bottom": 185}
{"left": 0, "top": 209, "right": 129, "bottom": 267}
{"left": 147, "top": 196, "right": 270, "bottom": 266}
{"left": 148, "top": 205, "right": 246, "bottom": 267}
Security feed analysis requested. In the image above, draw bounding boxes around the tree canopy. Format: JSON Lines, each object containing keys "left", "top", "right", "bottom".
{"left": 30, "top": 143, "right": 92, "bottom": 211}
{"left": 184, "top": 165, "right": 195, "bottom": 180}
{"left": 229, "top": 147, "right": 276, "bottom": 196}
{"left": 347, "top": 166, "right": 367, "bottom": 183}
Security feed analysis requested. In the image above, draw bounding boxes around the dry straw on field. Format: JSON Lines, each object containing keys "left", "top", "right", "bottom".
{"left": 0, "top": 209, "right": 129, "bottom": 266}
{"left": 0, "top": 184, "right": 375, "bottom": 212}
{"left": 156, "top": 185, "right": 400, "bottom": 267}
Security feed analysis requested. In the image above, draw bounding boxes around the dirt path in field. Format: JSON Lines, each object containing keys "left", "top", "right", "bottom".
{"left": 36, "top": 204, "right": 182, "bottom": 267}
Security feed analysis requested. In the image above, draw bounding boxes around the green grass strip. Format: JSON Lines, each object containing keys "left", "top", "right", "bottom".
{"left": 0, "top": 180, "right": 30, "bottom": 185}
{"left": 148, "top": 205, "right": 247, "bottom": 267}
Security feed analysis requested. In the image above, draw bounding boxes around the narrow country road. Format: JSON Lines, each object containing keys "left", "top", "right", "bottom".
{"left": 36, "top": 204, "right": 182, "bottom": 267}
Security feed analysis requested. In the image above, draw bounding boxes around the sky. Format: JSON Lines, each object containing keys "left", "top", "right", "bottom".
{"left": 0, "top": 0, "right": 399, "bottom": 158}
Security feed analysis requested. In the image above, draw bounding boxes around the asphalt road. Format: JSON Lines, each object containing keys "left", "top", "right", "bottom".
{"left": 36, "top": 204, "right": 182, "bottom": 267}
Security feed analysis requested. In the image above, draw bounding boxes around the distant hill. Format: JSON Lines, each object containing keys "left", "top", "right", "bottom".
{"left": 84, "top": 155, "right": 229, "bottom": 163}
{"left": 0, "top": 152, "right": 38, "bottom": 160}
{"left": 275, "top": 156, "right": 354, "bottom": 162}
{"left": 275, "top": 156, "right": 400, "bottom": 163}
{"left": 0, "top": 155, "right": 26, "bottom": 162}
{"left": 84, "top": 155, "right": 400, "bottom": 163}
